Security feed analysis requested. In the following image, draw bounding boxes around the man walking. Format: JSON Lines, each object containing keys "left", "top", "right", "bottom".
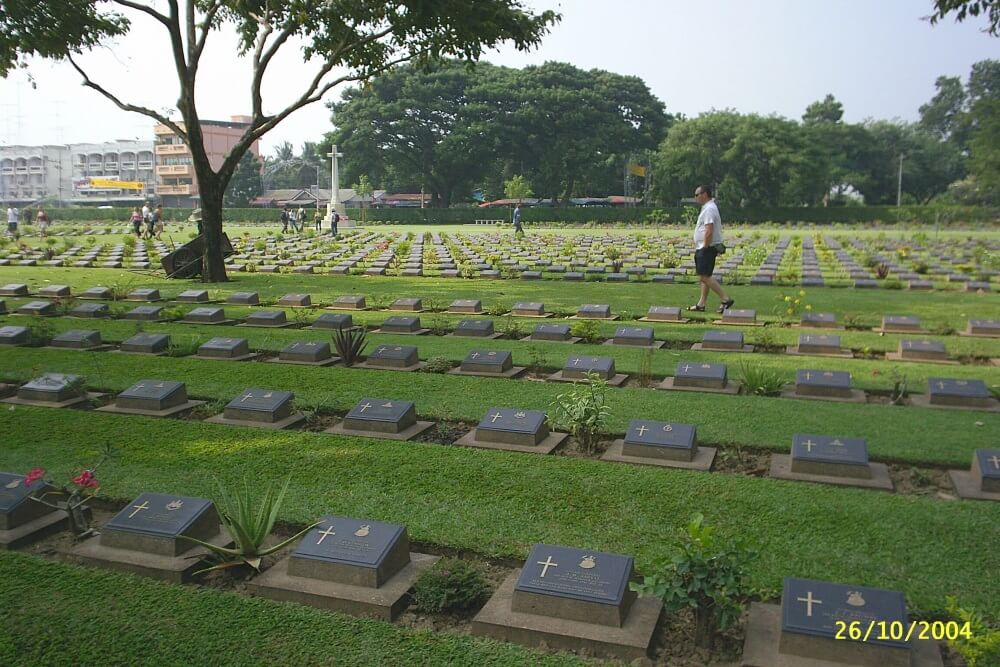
{"left": 6, "top": 205, "right": 19, "bottom": 238}
{"left": 512, "top": 203, "right": 523, "bottom": 236}
{"left": 331, "top": 210, "right": 340, "bottom": 237}
{"left": 687, "top": 185, "right": 734, "bottom": 313}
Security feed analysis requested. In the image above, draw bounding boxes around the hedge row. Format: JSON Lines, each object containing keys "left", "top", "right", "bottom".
{"left": 27, "top": 204, "right": 999, "bottom": 225}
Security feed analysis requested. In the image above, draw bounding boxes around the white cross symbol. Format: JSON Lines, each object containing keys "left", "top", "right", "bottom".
{"left": 797, "top": 591, "right": 822, "bottom": 617}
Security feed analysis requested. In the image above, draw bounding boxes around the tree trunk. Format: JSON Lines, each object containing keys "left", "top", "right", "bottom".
{"left": 198, "top": 179, "right": 229, "bottom": 283}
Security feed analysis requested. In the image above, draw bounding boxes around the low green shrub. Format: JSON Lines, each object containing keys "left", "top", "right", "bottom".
{"left": 739, "top": 362, "right": 785, "bottom": 397}
{"left": 412, "top": 558, "right": 490, "bottom": 613}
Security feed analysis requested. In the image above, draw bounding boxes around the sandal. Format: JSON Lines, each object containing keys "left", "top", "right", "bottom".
{"left": 687, "top": 304, "right": 706, "bottom": 312}
{"left": 717, "top": 298, "right": 735, "bottom": 314}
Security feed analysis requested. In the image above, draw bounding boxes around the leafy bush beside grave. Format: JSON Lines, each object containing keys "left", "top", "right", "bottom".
{"left": 411, "top": 558, "right": 490, "bottom": 613}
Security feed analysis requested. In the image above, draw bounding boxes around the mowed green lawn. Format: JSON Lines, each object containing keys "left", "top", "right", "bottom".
{"left": 1, "top": 407, "right": 999, "bottom": 621}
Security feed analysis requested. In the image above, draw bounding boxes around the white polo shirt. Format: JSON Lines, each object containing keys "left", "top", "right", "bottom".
{"left": 694, "top": 199, "right": 722, "bottom": 250}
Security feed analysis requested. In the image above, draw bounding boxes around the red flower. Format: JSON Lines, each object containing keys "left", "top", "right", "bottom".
{"left": 24, "top": 468, "right": 45, "bottom": 486}
{"left": 71, "top": 470, "right": 99, "bottom": 489}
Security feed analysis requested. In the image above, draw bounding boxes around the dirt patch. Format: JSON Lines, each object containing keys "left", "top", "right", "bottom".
{"left": 888, "top": 464, "right": 959, "bottom": 500}
{"left": 711, "top": 447, "right": 771, "bottom": 477}
{"left": 412, "top": 420, "right": 471, "bottom": 445}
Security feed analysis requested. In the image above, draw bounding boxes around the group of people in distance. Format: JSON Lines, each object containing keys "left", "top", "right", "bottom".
{"left": 5, "top": 206, "right": 51, "bottom": 238}
{"left": 281, "top": 205, "right": 339, "bottom": 236}
{"left": 130, "top": 202, "right": 165, "bottom": 240}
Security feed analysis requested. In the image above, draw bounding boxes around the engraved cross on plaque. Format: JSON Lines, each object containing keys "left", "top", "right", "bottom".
{"left": 537, "top": 556, "right": 558, "bottom": 577}
{"left": 470, "top": 352, "right": 480, "bottom": 359}
{"left": 681, "top": 364, "right": 692, "bottom": 373}
{"left": 802, "top": 372, "right": 812, "bottom": 381}
{"left": 989, "top": 455, "right": 1000, "bottom": 469}
{"left": 316, "top": 526, "right": 336, "bottom": 545}
{"left": 128, "top": 501, "right": 150, "bottom": 518}
{"left": 801, "top": 439, "right": 816, "bottom": 452}
{"left": 797, "top": 591, "right": 822, "bottom": 617}
{"left": 635, "top": 425, "right": 648, "bottom": 437}
{"left": 358, "top": 402, "right": 372, "bottom": 413}
{"left": 490, "top": 412, "right": 503, "bottom": 423}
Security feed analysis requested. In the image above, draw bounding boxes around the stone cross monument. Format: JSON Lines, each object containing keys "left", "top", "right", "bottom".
{"left": 327, "top": 145, "right": 344, "bottom": 221}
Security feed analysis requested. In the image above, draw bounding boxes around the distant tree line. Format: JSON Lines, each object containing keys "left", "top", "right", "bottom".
{"left": 297, "top": 58, "right": 999, "bottom": 208}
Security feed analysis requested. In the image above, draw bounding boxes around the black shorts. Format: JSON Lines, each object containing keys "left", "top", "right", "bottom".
{"left": 694, "top": 247, "right": 718, "bottom": 276}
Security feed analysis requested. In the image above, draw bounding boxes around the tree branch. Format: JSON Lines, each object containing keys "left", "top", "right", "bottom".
{"left": 193, "top": 1, "right": 224, "bottom": 68}
{"left": 67, "top": 55, "right": 187, "bottom": 142}
{"left": 110, "top": 0, "right": 170, "bottom": 28}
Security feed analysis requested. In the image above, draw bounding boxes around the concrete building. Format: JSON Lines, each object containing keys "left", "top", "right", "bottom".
{"left": 154, "top": 115, "right": 260, "bottom": 208}
{"left": 0, "top": 145, "right": 72, "bottom": 205}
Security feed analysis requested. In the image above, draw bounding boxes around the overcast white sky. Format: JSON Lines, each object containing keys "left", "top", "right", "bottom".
{"left": 0, "top": 0, "right": 995, "bottom": 156}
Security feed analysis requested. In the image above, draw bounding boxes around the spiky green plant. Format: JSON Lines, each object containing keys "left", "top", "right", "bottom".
{"left": 182, "top": 475, "right": 316, "bottom": 574}
{"left": 332, "top": 326, "right": 368, "bottom": 366}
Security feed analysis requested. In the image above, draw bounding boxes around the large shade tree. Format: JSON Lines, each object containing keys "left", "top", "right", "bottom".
{"left": 0, "top": 1, "right": 557, "bottom": 281}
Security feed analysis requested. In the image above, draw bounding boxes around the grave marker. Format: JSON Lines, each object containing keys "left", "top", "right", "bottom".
{"left": 97, "top": 379, "right": 204, "bottom": 417}
{"left": 119, "top": 333, "right": 171, "bottom": 355}
{"left": 205, "top": 388, "right": 304, "bottom": 429}
{"left": 361, "top": 344, "right": 422, "bottom": 371}
{"left": 454, "top": 408, "right": 567, "bottom": 454}
{"left": 195, "top": 337, "right": 256, "bottom": 361}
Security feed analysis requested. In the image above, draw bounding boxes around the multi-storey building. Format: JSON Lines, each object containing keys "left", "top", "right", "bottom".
{"left": 154, "top": 115, "right": 260, "bottom": 208}
{"left": 0, "top": 145, "right": 73, "bottom": 205}
{"left": 70, "top": 141, "right": 156, "bottom": 203}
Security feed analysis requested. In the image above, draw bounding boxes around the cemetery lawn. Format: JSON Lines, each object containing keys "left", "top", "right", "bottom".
{"left": 1, "top": 407, "right": 999, "bottom": 620}
{"left": 1, "top": 346, "right": 996, "bottom": 466}
{"left": 0, "top": 552, "right": 590, "bottom": 667}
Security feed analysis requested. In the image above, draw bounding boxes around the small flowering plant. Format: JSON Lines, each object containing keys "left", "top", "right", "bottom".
{"left": 774, "top": 289, "right": 812, "bottom": 321}
{"left": 25, "top": 443, "right": 117, "bottom": 539}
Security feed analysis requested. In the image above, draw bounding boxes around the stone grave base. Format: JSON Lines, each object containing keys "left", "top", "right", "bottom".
{"left": 602, "top": 339, "right": 666, "bottom": 349}
{"left": 248, "top": 552, "right": 438, "bottom": 621}
{"left": 370, "top": 328, "right": 431, "bottom": 336}
{"left": 780, "top": 387, "right": 867, "bottom": 404}
{"left": 884, "top": 352, "right": 957, "bottom": 365}
{"left": 508, "top": 311, "right": 553, "bottom": 318}
{"left": 714, "top": 319, "right": 766, "bottom": 327}
{"left": 639, "top": 316, "right": 689, "bottom": 324}
{"left": 95, "top": 400, "right": 206, "bottom": 418}
{"left": 601, "top": 440, "right": 716, "bottom": 471}
{"left": 523, "top": 335, "right": 581, "bottom": 344}
{"left": 355, "top": 361, "right": 426, "bottom": 373}
{"left": 264, "top": 357, "right": 340, "bottom": 368}
{"left": 957, "top": 331, "right": 1000, "bottom": 339}
{"left": 908, "top": 394, "right": 1000, "bottom": 412}
{"left": 43, "top": 344, "right": 115, "bottom": 353}
{"left": 236, "top": 322, "right": 296, "bottom": 329}
{"left": 0, "top": 392, "right": 103, "bottom": 409}
{"left": 0, "top": 510, "right": 70, "bottom": 550}
{"left": 546, "top": 371, "right": 628, "bottom": 387}
{"left": 792, "top": 323, "right": 842, "bottom": 330}
{"left": 947, "top": 470, "right": 1000, "bottom": 502}
{"left": 448, "top": 366, "right": 526, "bottom": 379}
{"left": 326, "top": 305, "right": 368, "bottom": 311}
{"left": 741, "top": 602, "right": 943, "bottom": 667}
{"left": 181, "top": 318, "right": 238, "bottom": 326}
{"left": 874, "top": 327, "right": 926, "bottom": 335}
{"left": 65, "top": 314, "right": 111, "bottom": 320}
{"left": 125, "top": 297, "right": 163, "bottom": 303}
{"left": 10, "top": 312, "right": 56, "bottom": 318}
{"left": 204, "top": 412, "right": 306, "bottom": 430}
{"left": 784, "top": 345, "right": 854, "bottom": 359}
{"left": 453, "top": 430, "right": 568, "bottom": 455}
{"left": 446, "top": 332, "right": 505, "bottom": 340}
{"left": 112, "top": 349, "right": 169, "bottom": 357}
{"left": 567, "top": 315, "right": 618, "bottom": 321}
{"left": 657, "top": 377, "right": 740, "bottom": 395}
{"left": 770, "top": 455, "right": 893, "bottom": 491}
{"left": 690, "top": 343, "right": 755, "bottom": 353}
{"left": 325, "top": 420, "right": 435, "bottom": 442}
{"left": 386, "top": 307, "right": 426, "bottom": 313}
{"left": 191, "top": 353, "right": 260, "bottom": 362}
{"left": 70, "top": 529, "right": 232, "bottom": 584}
{"left": 472, "top": 570, "right": 662, "bottom": 662}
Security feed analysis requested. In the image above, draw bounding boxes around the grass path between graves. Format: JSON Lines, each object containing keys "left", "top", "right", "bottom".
{"left": 1, "top": 407, "right": 999, "bottom": 619}
{"left": 0, "top": 552, "right": 591, "bottom": 667}
{"left": 2, "top": 266, "right": 998, "bottom": 328}
{"left": 0, "top": 346, "right": 996, "bottom": 467}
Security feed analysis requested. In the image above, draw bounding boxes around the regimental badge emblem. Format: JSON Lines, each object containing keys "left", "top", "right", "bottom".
{"left": 165, "top": 500, "right": 184, "bottom": 511}
{"left": 354, "top": 525, "right": 371, "bottom": 537}
{"left": 846, "top": 591, "right": 865, "bottom": 607}
{"left": 5, "top": 479, "right": 20, "bottom": 489}
{"left": 579, "top": 555, "right": 596, "bottom": 569}
{"left": 514, "top": 411, "right": 526, "bottom": 419}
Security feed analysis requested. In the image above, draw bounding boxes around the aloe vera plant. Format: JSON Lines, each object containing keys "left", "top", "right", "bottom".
{"left": 183, "top": 476, "right": 317, "bottom": 574}
{"left": 332, "top": 326, "right": 368, "bottom": 366}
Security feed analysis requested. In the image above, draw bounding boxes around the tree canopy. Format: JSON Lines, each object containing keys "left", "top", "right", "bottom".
{"left": 324, "top": 59, "right": 670, "bottom": 205}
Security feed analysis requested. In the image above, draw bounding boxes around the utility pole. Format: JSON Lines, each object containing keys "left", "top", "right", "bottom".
{"left": 896, "top": 153, "right": 904, "bottom": 207}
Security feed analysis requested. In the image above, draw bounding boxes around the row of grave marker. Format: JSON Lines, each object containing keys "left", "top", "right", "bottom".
{"left": 2, "top": 326, "right": 997, "bottom": 411}
{"left": 3, "top": 374, "right": 997, "bottom": 503}
{"left": 0, "top": 466, "right": 966, "bottom": 663}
